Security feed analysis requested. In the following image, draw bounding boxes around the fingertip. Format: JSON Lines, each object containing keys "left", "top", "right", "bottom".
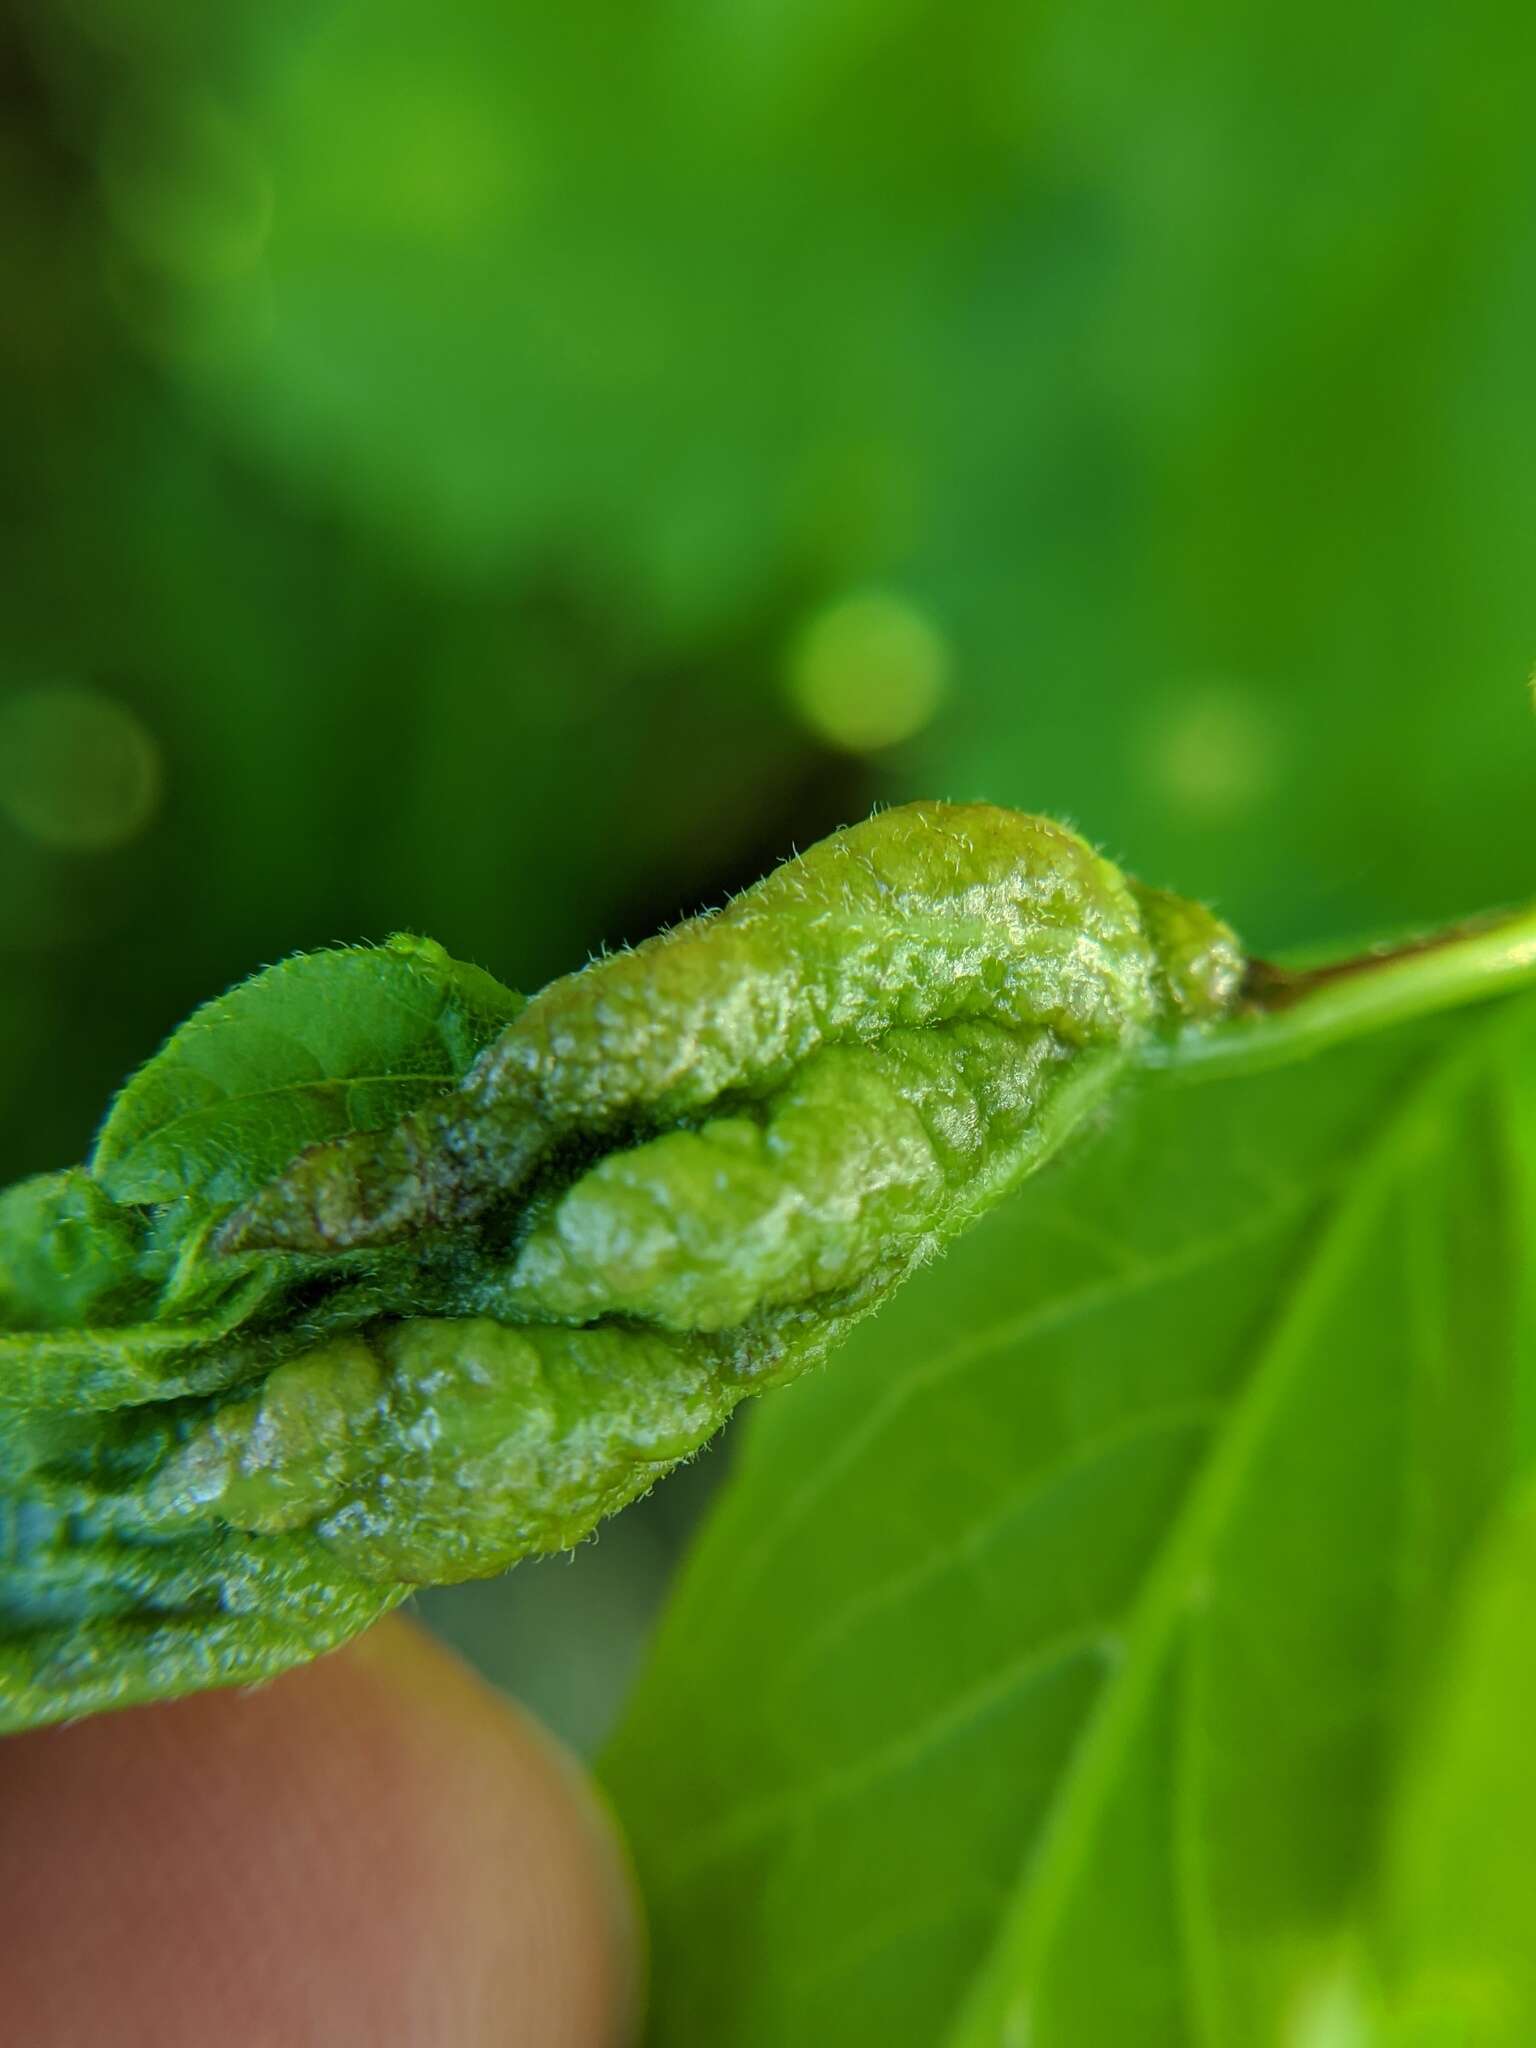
{"left": 0, "top": 1619, "right": 640, "bottom": 2047}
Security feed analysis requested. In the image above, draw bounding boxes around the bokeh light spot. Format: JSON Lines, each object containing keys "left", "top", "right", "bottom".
{"left": 0, "top": 686, "right": 162, "bottom": 852}
{"left": 1145, "top": 681, "right": 1283, "bottom": 824}
{"left": 1283, "top": 1963, "right": 1374, "bottom": 2048}
{"left": 784, "top": 591, "right": 949, "bottom": 753}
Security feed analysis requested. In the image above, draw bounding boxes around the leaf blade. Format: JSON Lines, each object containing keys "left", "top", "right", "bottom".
{"left": 602, "top": 998, "right": 1535, "bottom": 2046}
{"left": 91, "top": 936, "right": 521, "bottom": 1211}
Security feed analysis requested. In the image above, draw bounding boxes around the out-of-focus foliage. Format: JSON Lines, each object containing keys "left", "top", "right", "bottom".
{"left": 2, "top": 0, "right": 1533, "bottom": 1749}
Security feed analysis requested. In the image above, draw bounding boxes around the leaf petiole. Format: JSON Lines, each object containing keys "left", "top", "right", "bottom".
{"left": 1148, "top": 900, "right": 1536, "bottom": 1079}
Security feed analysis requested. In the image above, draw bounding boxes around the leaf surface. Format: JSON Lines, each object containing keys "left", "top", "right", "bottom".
{"left": 602, "top": 994, "right": 1536, "bottom": 2046}
{"left": 91, "top": 935, "right": 521, "bottom": 1211}
{"left": 1372, "top": 1475, "right": 1536, "bottom": 2047}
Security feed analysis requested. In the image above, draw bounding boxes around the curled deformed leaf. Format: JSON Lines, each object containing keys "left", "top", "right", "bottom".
{"left": 0, "top": 802, "right": 1244, "bottom": 1730}
{"left": 220, "top": 804, "right": 1242, "bottom": 1255}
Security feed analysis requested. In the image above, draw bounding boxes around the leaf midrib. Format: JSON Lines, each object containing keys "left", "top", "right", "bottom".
{"left": 678, "top": 1194, "right": 1319, "bottom": 1648}
{"left": 940, "top": 1023, "right": 1504, "bottom": 2048}
{"left": 653, "top": 1404, "right": 1222, "bottom": 1888}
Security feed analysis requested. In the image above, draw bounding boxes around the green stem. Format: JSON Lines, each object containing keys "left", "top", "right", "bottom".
{"left": 1146, "top": 901, "right": 1536, "bottom": 1079}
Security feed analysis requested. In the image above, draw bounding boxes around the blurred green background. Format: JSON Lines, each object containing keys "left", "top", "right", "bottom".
{"left": 2, "top": 0, "right": 1533, "bottom": 1752}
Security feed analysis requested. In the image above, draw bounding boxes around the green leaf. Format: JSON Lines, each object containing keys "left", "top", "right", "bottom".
{"left": 90, "top": 934, "right": 522, "bottom": 1212}
{"left": 601, "top": 992, "right": 1536, "bottom": 2046}
{"left": 0, "top": 1171, "right": 147, "bottom": 1333}
{"left": 1372, "top": 1478, "right": 1536, "bottom": 2046}
{"left": 5, "top": 804, "right": 1246, "bottom": 1732}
